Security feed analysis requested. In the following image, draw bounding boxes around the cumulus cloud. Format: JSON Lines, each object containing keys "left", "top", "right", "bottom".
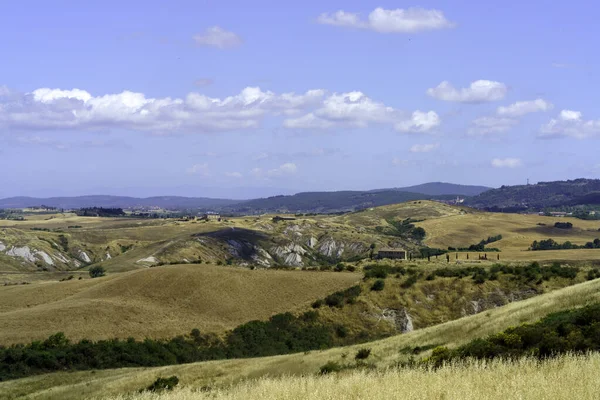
{"left": 491, "top": 158, "right": 522, "bottom": 168}
{"left": 410, "top": 143, "right": 439, "bottom": 153}
{"left": 193, "top": 26, "right": 242, "bottom": 49}
{"left": 284, "top": 92, "right": 440, "bottom": 133}
{"left": 0, "top": 86, "right": 325, "bottom": 134}
{"left": 0, "top": 85, "right": 10, "bottom": 97}
{"left": 317, "top": 7, "right": 454, "bottom": 33}
{"left": 187, "top": 163, "right": 210, "bottom": 176}
{"left": 427, "top": 80, "right": 507, "bottom": 103}
{"left": 224, "top": 171, "right": 243, "bottom": 178}
{"left": 469, "top": 116, "right": 517, "bottom": 135}
{"left": 539, "top": 110, "right": 600, "bottom": 139}
{"left": 497, "top": 99, "right": 553, "bottom": 117}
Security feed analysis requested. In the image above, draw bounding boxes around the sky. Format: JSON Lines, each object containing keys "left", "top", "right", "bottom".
{"left": 1, "top": 0, "right": 599, "bottom": 199}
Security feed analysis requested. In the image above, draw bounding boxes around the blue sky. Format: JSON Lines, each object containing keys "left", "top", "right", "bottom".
{"left": 1, "top": 0, "right": 598, "bottom": 199}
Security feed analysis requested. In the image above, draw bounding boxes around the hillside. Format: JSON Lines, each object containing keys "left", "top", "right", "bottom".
{"left": 4, "top": 275, "right": 600, "bottom": 399}
{"left": 0, "top": 264, "right": 360, "bottom": 344}
{"left": 383, "top": 182, "right": 491, "bottom": 196}
{"left": 221, "top": 190, "right": 447, "bottom": 214}
{"left": 2, "top": 200, "right": 600, "bottom": 277}
{"left": 0, "top": 182, "right": 481, "bottom": 214}
{"left": 0, "top": 196, "right": 238, "bottom": 210}
{"left": 465, "top": 178, "right": 600, "bottom": 211}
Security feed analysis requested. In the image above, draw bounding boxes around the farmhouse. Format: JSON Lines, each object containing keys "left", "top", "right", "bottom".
{"left": 200, "top": 212, "right": 221, "bottom": 221}
{"left": 377, "top": 248, "right": 407, "bottom": 260}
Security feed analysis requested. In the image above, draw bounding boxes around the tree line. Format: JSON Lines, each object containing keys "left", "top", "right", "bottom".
{"left": 531, "top": 238, "right": 600, "bottom": 251}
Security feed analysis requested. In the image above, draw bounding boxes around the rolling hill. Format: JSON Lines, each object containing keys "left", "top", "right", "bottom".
{"left": 0, "top": 195, "right": 238, "bottom": 210}
{"left": 4, "top": 274, "right": 600, "bottom": 399}
{"left": 465, "top": 178, "right": 600, "bottom": 211}
{"left": 0, "top": 181, "right": 487, "bottom": 214}
{"left": 0, "top": 264, "right": 360, "bottom": 345}
{"left": 380, "top": 182, "right": 491, "bottom": 196}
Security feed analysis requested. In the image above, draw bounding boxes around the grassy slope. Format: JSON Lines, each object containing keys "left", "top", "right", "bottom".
{"left": 0, "top": 265, "right": 360, "bottom": 345}
{"left": 4, "top": 277, "right": 600, "bottom": 399}
{"left": 108, "top": 354, "right": 600, "bottom": 400}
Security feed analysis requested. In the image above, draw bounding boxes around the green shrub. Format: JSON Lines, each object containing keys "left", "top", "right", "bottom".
{"left": 145, "top": 376, "right": 179, "bottom": 392}
{"left": 334, "top": 263, "right": 345, "bottom": 272}
{"left": 312, "top": 299, "right": 324, "bottom": 309}
{"left": 371, "top": 279, "right": 385, "bottom": 291}
{"left": 319, "top": 361, "right": 342, "bottom": 375}
{"left": 89, "top": 266, "right": 105, "bottom": 278}
{"left": 346, "top": 265, "right": 356, "bottom": 272}
{"left": 355, "top": 348, "right": 371, "bottom": 360}
{"left": 401, "top": 275, "right": 418, "bottom": 289}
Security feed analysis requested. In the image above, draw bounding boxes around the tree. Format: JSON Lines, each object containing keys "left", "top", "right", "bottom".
{"left": 89, "top": 266, "right": 106, "bottom": 278}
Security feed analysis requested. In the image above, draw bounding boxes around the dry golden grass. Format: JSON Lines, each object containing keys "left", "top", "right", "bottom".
{"left": 4, "top": 277, "right": 600, "bottom": 400}
{"left": 102, "top": 354, "right": 600, "bottom": 400}
{"left": 416, "top": 211, "right": 600, "bottom": 261}
{"left": 0, "top": 264, "right": 360, "bottom": 345}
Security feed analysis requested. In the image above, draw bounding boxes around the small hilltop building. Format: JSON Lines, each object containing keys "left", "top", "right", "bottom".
{"left": 377, "top": 248, "right": 407, "bottom": 260}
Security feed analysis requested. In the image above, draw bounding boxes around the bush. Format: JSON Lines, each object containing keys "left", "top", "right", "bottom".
{"left": 554, "top": 222, "right": 573, "bottom": 229}
{"left": 355, "top": 348, "right": 371, "bottom": 360}
{"left": 89, "top": 266, "right": 105, "bottom": 278}
{"left": 311, "top": 299, "right": 324, "bottom": 309}
{"left": 334, "top": 263, "right": 345, "bottom": 272}
{"left": 346, "top": 265, "right": 356, "bottom": 272}
{"left": 371, "top": 279, "right": 385, "bottom": 291}
{"left": 145, "top": 376, "right": 179, "bottom": 392}
{"left": 319, "top": 361, "right": 342, "bottom": 374}
{"left": 401, "top": 275, "right": 418, "bottom": 289}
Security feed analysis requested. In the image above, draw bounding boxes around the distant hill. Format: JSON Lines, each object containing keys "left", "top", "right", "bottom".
{"left": 465, "top": 179, "right": 600, "bottom": 211}
{"left": 221, "top": 190, "right": 455, "bottom": 214}
{"left": 390, "top": 182, "right": 492, "bottom": 196}
{"left": 0, "top": 182, "right": 488, "bottom": 213}
{"left": 0, "top": 195, "right": 238, "bottom": 210}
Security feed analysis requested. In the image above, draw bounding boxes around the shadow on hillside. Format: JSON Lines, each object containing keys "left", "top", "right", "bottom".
{"left": 194, "top": 228, "right": 271, "bottom": 260}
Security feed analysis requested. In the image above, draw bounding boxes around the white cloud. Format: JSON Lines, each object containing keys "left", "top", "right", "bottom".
{"left": 224, "top": 171, "right": 243, "bottom": 179}
{"left": 469, "top": 116, "right": 517, "bottom": 135}
{"left": 410, "top": 143, "right": 439, "bottom": 153}
{"left": 317, "top": 7, "right": 454, "bottom": 33}
{"left": 284, "top": 92, "right": 439, "bottom": 133}
{"left": 267, "top": 163, "right": 297, "bottom": 177}
{"left": 395, "top": 111, "right": 440, "bottom": 133}
{"left": 0, "top": 85, "right": 10, "bottom": 97}
{"left": 251, "top": 163, "right": 298, "bottom": 179}
{"left": 491, "top": 158, "right": 522, "bottom": 168}
{"left": 194, "top": 78, "right": 214, "bottom": 87}
{"left": 497, "top": 99, "right": 553, "bottom": 117}
{"left": 0, "top": 86, "right": 325, "bottom": 133}
{"left": 427, "top": 80, "right": 507, "bottom": 103}
{"left": 193, "top": 26, "right": 242, "bottom": 49}
{"left": 187, "top": 163, "right": 210, "bottom": 176}
{"left": 539, "top": 110, "right": 600, "bottom": 139}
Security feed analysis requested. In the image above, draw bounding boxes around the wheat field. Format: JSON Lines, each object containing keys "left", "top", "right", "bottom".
{"left": 0, "top": 264, "right": 360, "bottom": 345}
{"left": 103, "top": 354, "right": 600, "bottom": 400}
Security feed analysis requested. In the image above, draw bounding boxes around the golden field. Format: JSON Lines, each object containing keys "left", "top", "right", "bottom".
{"left": 0, "top": 264, "right": 360, "bottom": 345}
{"left": 3, "top": 276, "right": 600, "bottom": 400}
{"left": 103, "top": 354, "right": 600, "bottom": 400}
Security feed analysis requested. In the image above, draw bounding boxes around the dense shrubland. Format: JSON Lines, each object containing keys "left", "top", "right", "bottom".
{"left": 426, "top": 302, "right": 600, "bottom": 366}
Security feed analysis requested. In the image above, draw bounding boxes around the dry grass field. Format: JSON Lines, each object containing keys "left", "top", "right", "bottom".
{"left": 0, "top": 264, "right": 360, "bottom": 345}
{"left": 3, "top": 276, "right": 600, "bottom": 400}
{"left": 103, "top": 354, "right": 600, "bottom": 400}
